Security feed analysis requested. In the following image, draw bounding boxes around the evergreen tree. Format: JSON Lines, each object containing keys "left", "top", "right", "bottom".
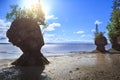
{"left": 106, "top": 0, "right": 120, "bottom": 50}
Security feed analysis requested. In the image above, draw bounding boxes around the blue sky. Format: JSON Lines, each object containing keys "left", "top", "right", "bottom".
{"left": 0, "top": 0, "right": 113, "bottom": 43}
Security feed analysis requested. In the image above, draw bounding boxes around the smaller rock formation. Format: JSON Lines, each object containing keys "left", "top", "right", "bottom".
{"left": 95, "top": 33, "right": 108, "bottom": 53}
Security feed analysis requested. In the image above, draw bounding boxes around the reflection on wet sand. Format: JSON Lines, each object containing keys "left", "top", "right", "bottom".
{"left": 95, "top": 53, "right": 112, "bottom": 65}
{"left": 95, "top": 53, "right": 120, "bottom": 69}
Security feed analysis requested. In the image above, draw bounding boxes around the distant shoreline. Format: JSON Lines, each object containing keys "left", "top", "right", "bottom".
{"left": 0, "top": 42, "right": 112, "bottom": 44}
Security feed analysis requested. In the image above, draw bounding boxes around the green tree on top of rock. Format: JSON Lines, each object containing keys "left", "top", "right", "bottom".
{"left": 6, "top": 4, "right": 45, "bottom": 25}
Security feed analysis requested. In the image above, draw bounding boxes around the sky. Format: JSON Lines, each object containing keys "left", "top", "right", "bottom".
{"left": 0, "top": 0, "right": 113, "bottom": 43}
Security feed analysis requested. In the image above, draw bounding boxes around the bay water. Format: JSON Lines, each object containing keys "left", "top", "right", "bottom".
{"left": 0, "top": 43, "right": 111, "bottom": 59}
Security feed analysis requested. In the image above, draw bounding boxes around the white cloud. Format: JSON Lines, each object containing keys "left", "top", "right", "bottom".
{"left": 81, "top": 34, "right": 86, "bottom": 38}
{"left": 43, "top": 33, "right": 69, "bottom": 43}
{"left": 43, "top": 33, "right": 94, "bottom": 43}
{"left": 79, "top": 34, "right": 94, "bottom": 39}
{"left": 46, "top": 15, "right": 58, "bottom": 20}
{"left": 44, "top": 34, "right": 55, "bottom": 37}
{"left": 45, "top": 23, "right": 61, "bottom": 31}
{"left": 0, "top": 19, "right": 11, "bottom": 28}
{"left": 76, "top": 30, "right": 85, "bottom": 34}
{"left": 43, "top": 33, "right": 55, "bottom": 42}
{"left": 76, "top": 39, "right": 94, "bottom": 43}
{"left": 94, "top": 20, "right": 102, "bottom": 25}
{"left": 44, "top": 38, "right": 70, "bottom": 43}
{"left": 91, "top": 29, "right": 96, "bottom": 32}
{"left": 44, "top": 37, "right": 94, "bottom": 43}
{"left": 0, "top": 19, "right": 11, "bottom": 42}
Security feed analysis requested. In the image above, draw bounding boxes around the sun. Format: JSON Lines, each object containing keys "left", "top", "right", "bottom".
{"left": 21, "top": 0, "right": 39, "bottom": 9}
{"left": 40, "top": 0, "right": 51, "bottom": 15}
{"left": 21, "top": 0, "right": 50, "bottom": 16}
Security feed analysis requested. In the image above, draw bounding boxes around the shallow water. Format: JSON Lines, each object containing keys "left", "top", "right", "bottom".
{"left": 0, "top": 43, "right": 112, "bottom": 59}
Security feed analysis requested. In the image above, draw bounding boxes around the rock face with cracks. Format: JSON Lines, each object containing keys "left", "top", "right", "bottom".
{"left": 7, "top": 18, "right": 49, "bottom": 66}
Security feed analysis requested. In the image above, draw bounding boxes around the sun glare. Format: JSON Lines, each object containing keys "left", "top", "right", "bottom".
{"left": 40, "top": 1, "right": 51, "bottom": 15}
{"left": 21, "top": 0, "right": 51, "bottom": 16}
{"left": 21, "top": 0, "right": 39, "bottom": 9}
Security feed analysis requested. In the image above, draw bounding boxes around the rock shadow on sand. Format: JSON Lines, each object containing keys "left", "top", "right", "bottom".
{"left": 0, "top": 66, "right": 51, "bottom": 80}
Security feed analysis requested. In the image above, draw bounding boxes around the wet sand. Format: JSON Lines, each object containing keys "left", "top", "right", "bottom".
{"left": 0, "top": 53, "right": 120, "bottom": 80}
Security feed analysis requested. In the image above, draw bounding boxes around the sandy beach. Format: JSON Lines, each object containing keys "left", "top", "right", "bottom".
{"left": 0, "top": 52, "right": 120, "bottom": 80}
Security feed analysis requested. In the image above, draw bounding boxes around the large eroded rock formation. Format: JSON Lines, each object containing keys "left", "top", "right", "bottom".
{"left": 7, "top": 18, "right": 49, "bottom": 66}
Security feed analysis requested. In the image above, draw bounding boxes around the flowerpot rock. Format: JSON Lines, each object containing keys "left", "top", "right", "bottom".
{"left": 7, "top": 18, "right": 49, "bottom": 66}
{"left": 95, "top": 34, "right": 108, "bottom": 53}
